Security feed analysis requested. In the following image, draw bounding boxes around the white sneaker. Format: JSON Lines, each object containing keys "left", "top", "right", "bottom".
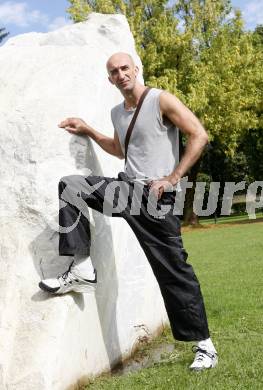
{"left": 190, "top": 346, "right": 218, "bottom": 371}
{"left": 39, "top": 261, "right": 97, "bottom": 294}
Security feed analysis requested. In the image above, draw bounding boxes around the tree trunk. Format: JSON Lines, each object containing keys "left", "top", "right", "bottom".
{"left": 183, "top": 159, "right": 201, "bottom": 225}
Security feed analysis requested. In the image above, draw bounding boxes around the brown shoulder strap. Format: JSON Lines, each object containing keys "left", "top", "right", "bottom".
{"left": 124, "top": 87, "right": 151, "bottom": 163}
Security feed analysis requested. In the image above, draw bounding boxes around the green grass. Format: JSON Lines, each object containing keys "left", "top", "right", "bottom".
{"left": 84, "top": 221, "right": 263, "bottom": 390}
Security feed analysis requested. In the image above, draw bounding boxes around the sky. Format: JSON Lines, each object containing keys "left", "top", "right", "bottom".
{"left": 0, "top": 0, "right": 262, "bottom": 42}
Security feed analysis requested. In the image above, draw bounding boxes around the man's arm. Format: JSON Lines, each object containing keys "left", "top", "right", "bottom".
{"left": 150, "top": 91, "right": 209, "bottom": 197}
{"left": 59, "top": 117, "right": 124, "bottom": 159}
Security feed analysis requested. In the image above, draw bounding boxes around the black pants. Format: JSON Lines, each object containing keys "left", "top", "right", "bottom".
{"left": 58, "top": 172, "right": 210, "bottom": 341}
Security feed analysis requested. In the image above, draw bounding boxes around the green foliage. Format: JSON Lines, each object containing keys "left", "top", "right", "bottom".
{"left": 174, "top": 0, "right": 232, "bottom": 48}
{"left": 202, "top": 139, "right": 251, "bottom": 183}
{"left": 241, "top": 128, "right": 263, "bottom": 181}
{"left": 200, "top": 21, "right": 263, "bottom": 185}
{"left": 252, "top": 24, "right": 263, "bottom": 47}
{"left": 66, "top": 0, "right": 262, "bottom": 159}
{"left": 67, "top": 0, "right": 91, "bottom": 22}
{"left": 189, "top": 23, "right": 258, "bottom": 141}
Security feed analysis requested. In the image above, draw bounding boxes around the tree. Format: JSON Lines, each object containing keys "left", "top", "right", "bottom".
{"left": 66, "top": 0, "right": 262, "bottom": 223}
{"left": 0, "top": 27, "right": 9, "bottom": 43}
{"left": 252, "top": 24, "right": 263, "bottom": 47}
{"left": 239, "top": 24, "right": 263, "bottom": 183}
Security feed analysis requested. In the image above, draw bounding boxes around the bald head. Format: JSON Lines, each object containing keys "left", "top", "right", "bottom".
{"left": 106, "top": 52, "right": 139, "bottom": 92}
{"left": 106, "top": 52, "right": 135, "bottom": 74}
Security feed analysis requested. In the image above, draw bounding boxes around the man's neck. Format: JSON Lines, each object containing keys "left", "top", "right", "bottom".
{"left": 123, "top": 84, "right": 147, "bottom": 109}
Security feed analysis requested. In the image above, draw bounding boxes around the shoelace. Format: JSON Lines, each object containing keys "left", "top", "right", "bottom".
{"left": 192, "top": 346, "right": 215, "bottom": 361}
{"left": 60, "top": 271, "right": 75, "bottom": 285}
{"left": 58, "top": 261, "right": 79, "bottom": 286}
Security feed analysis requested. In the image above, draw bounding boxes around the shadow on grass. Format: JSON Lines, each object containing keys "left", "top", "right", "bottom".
{"left": 182, "top": 217, "right": 263, "bottom": 232}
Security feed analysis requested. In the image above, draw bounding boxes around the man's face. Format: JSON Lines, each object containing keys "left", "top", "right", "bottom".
{"left": 107, "top": 54, "right": 138, "bottom": 92}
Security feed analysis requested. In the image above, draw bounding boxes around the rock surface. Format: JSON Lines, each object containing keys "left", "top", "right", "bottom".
{"left": 0, "top": 12, "right": 168, "bottom": 390}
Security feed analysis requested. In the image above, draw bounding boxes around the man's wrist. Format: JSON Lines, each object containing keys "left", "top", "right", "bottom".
{"left": 80, "top": 125, "right": 89, "bottom": 134}
{"left": 170, "top": 171, "right": 182, "bottom": 186}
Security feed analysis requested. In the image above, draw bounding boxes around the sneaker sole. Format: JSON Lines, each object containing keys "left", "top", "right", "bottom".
{"left": 190, "top": 357, "right": 218, "bottom": 371}
{"left": 39, "top": 281, "right": 96, "bottom": 294}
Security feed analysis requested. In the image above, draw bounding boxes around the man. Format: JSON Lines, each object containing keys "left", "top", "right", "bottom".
{"left": 39, "top": 52, "right": 218, "bottom": 370}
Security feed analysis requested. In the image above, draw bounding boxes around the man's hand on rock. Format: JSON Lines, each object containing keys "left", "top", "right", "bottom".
{"left": 58, "top": 118, "right": 91, "bottom": 135}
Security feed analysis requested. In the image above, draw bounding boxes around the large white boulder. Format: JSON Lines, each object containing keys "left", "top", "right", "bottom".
{"left": 0, "top": 12, "right": 168, "bottom": 390}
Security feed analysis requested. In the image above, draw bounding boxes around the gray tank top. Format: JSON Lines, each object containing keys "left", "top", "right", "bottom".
{"left": 111, "top": 88, "right": 180, "bottom": 183}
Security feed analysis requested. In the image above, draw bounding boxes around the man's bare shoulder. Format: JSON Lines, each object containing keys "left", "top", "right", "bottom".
{"left": 159, "top": 90, "right": 181, "bottom": 115}
{"left": 159, "top": 90, "right": 179, "bottom": 104}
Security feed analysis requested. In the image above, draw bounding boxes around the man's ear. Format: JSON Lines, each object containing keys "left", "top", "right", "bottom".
{"left": 108, "top": 76, "right": 114, "bottom": 85}
{"left": 134, "top": 65, "right": 139, "bottom": 77}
